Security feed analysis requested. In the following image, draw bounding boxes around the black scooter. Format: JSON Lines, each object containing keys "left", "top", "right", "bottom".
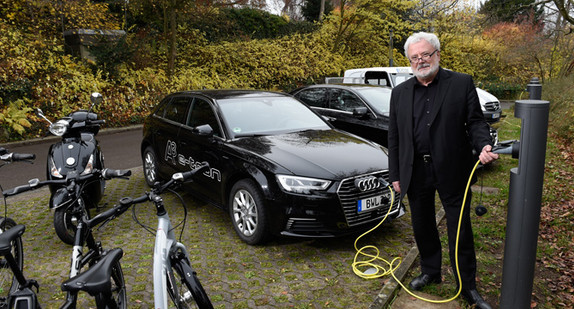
{"left": 36, "top": 92, "right": 107, "bottom": 245}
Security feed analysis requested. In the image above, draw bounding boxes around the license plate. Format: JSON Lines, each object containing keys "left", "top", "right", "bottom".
{"left": 357, "top": 195, "right": 385, "bottom": 213}
{"left": 492, "top": 113, "right": 500, "bottom": 119}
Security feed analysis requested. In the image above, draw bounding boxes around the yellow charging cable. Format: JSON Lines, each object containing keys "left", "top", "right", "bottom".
{"left": 352, "top": 160, "right": 481, "bottom": 303}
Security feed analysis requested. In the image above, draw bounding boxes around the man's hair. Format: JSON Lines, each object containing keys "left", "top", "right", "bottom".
{"left": 404, "top": 32, "right": 441, "bottom": 59}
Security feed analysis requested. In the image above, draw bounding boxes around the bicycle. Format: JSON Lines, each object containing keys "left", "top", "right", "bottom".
{"left": 98, "top": 163, "right": 213, "bottom": 308}
{"left": 0, "top": 147, "right": 34, "bottom": 307}
{"left": 2, "top": 165, "right": 131, "bottom": 308}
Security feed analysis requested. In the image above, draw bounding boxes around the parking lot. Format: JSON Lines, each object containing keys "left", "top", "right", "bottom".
{"left": 7, "top": 167, "right": 416, "bottom": 308}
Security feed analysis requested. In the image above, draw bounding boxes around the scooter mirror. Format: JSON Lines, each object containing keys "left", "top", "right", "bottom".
{"left": 90, "top": 92, "right": 103, "bottom": 105}
{"left": 36, "top": 108, "right": 44, "bottom": 117}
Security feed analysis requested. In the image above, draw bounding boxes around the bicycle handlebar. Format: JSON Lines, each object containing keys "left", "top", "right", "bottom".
{"left": 0, "top": 147, "right": 36, "bottom": 162}
{"left": 102, "top": 169, "right": 131, "bottom": 180}
{"left": 2, "top": 168, "right": 131, "bottom": 197}
{"left": 113, "top": 163, "right": 210, "bottom": 210}
{"left": 86, "top": 163, "right": 208, "bottom": 229}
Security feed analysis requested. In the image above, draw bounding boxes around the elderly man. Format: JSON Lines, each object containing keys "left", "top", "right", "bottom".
{"left": 388, "top": 32, "right": 497, "bottom": 309}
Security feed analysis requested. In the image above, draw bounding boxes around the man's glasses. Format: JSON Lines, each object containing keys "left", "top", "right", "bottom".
{"left": 409, "top": 49, "right": 438, "bottom": 63}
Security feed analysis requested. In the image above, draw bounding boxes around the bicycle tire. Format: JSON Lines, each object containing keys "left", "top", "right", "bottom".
{"left": 94, "top": 259, "right": 127, "bottom": 309}
{"left": 0, "top": 217, "right": 23, "bottom": 304}
{"left": 167, "top": 254, "right": 213, "bottom": 309}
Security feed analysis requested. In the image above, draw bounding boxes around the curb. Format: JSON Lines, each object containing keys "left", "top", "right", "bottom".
{"left": 2, "top": 124, "right": 143, "bottom": 148}
{"left": 370, "top": 207, "right": 446, "bottom": 308}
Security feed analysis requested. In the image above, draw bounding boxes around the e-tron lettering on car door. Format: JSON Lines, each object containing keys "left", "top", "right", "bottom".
{"left": 165, "top": 140, "right": 177, "bottom": 164}
{"left": 164, "top": 140, "right": 221, "bottom": 182}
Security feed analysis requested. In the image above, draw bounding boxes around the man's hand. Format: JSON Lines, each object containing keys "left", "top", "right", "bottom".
{"left": 479, "top": 145, "right": 499, "bottom": 165}
{"left": 392, "top": 181, "right": 401, "bottom": 194}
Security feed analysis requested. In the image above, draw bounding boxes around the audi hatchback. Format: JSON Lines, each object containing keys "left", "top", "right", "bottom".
{"left": 141, "top": 90, "right": 403, "bottom": 245}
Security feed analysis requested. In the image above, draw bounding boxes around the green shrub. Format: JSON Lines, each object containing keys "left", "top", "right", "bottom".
{"left": 476, "top": 80, "right": 525, "bottom": 100}
{"left": 0, "top": 99, "right": 32, "bottom": 141}
{"left": 189, "top": 8, "right": 317, "bottom": 43}
{"left": 542, "top": 76, "right": 574, "bottom": 144}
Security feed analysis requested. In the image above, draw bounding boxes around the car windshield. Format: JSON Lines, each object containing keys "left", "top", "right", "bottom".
{"left": 353, "top": 87, "right": 392, "bottom": 114}
{"left": 391, "top": 73, "right": 413, "bottom": 86}
{"left": 219, "top": 96, "right": 330, "bottom": 137}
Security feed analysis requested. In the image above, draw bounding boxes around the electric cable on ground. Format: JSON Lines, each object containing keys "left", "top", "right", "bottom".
{"left": 352, "top": 160, "right": 481, "bottom": 303}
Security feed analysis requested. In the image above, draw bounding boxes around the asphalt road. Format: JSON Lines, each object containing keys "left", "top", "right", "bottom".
{"left": 0, "top": 126, "right": 143, "bottom": 190}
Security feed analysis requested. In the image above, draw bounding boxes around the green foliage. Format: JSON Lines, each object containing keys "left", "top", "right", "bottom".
{"left": 476, "top": 81, "right": 525, "bottom": 100}
{"left": 1, "top": 0, "right": 121, "bottom": 36}
{"left": 542, "top": 75, "right": 574, "bottom": 144}
{"left": 0, "top": 99, "right": 32, "bottom": 141}
{"left": 180, "top": 34, "right": 346, "bottom": 91}
{"left": 316, "top": 0, "right": 413, "bottom": 68}
{"left": 188, "top": 8, "right": 317, "bottom": 42}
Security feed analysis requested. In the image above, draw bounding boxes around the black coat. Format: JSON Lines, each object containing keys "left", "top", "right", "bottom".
{"left": 388, "top": 67, "right": 492, "bottom": 197}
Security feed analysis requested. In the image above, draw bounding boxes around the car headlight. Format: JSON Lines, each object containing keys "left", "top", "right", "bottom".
{"left": 276, "top": 175, "right": 331, "bottom": 194}
{"left": 49, "top": 120, "right": 69, "bottom": 136}
{"left": 81, "top": 154, "right": 95, "bottom": 175}
{"left": 49, "top": 157, "right": 63, "bottom": 178}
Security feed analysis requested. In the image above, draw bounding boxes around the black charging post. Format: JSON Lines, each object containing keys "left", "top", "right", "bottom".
{"left": 498, "top": 96, "right": 549, "bottom": 308}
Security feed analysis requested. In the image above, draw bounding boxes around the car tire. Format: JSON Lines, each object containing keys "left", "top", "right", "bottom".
{"left": 229, "top": 179, "right": 269, "bottom": 245}
{"left": 142, "top": 146, "right": 160, "bottom": 187}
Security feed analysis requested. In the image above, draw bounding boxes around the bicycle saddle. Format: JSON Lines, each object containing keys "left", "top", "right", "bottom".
{"left": 0, "top": 224, "right": 25, "bottom": 255}
{"left": 61, "top": 248, "right": 123, "bottom": 295}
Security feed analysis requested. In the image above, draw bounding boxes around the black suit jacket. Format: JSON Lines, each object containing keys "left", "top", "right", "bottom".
{"left": 388, "top": 67, "right": 492, "bottom": 198}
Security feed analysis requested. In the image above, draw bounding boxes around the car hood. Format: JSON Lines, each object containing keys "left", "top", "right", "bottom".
{"left": 229, "top": 129, "right": 389, "bottom": 179}
{"left": 476, "top": 87, "right": 499, "bottom": 104}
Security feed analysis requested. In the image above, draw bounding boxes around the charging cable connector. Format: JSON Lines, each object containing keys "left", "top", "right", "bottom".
{"left": 493, "top": 140, "right": 520, "bottom": 158}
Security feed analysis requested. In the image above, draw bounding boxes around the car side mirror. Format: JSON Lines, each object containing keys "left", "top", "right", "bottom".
{"left": 352, "top": 107, "right": 369, "bottom": 118}
{"left": 192, "top": 124, "right": 214, "bottom": 137}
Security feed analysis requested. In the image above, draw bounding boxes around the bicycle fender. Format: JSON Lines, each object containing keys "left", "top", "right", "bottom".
{"left": 50, "top": 187, "right": 73, "bottom": 210}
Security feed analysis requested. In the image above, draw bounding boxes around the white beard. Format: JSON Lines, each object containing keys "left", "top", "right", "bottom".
{"left": 414, "top": 63, "right": 439, "bottom": 81}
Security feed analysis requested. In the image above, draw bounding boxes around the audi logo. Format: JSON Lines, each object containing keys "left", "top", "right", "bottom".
{"left": 354, "top": 176, "right": 381, "bottom": 192}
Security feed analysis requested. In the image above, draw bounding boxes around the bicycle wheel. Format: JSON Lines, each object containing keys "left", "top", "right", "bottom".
{"left": 94, "top": 259, "right": 127, "bottom": 309}
{"left": 0, "top": 217, "right": 23, "bottom": 301}
{"left": 167, "top": 252, "right": 213, "bottom": 309}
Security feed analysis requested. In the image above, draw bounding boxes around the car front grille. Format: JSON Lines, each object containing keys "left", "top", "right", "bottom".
{"left": 337, "top": 171, "right": 400, "bottom": 227}
{"left": 484, "top": 101, "right": 501, "bottom": 111}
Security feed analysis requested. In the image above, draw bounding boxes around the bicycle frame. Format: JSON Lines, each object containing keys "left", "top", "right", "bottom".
{"left": 124, "top": 164, "right": 213, "bottom": 308}
{"left": 153, "top": 210, "right": 181, "bottom": 308}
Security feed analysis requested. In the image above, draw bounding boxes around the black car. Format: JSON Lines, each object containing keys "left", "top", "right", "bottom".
{"left": 290, "top": 84, "right": 392, "bottom": 146}
{"left": 141, "top": 90, "right": 403, "bottom": 245}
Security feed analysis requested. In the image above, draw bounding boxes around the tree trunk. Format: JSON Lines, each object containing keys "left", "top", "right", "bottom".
{"left": 167, "top": 0, "right": 177, "bottom": 78}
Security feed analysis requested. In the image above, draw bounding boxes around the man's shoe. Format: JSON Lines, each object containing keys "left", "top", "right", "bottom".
{"left": 408, "top": 273, "right": 442, "bottom": 291}
{"left": 461, "top": 289, "right": 492, "bottom": 309}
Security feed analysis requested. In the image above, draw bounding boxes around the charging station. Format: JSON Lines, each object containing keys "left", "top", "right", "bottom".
{"left": 497, "top": 79, "right": 549, "bottom": 308}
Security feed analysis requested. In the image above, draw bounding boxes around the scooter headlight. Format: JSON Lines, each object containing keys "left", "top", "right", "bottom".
{"left": 49, "top": 120, "right": 69, "bottom": 136}
{"left": 49, "top": 157, "right": 63, "bottom": 178}
{"left": 81, "top": 154, "right": 95, "bottom": 175}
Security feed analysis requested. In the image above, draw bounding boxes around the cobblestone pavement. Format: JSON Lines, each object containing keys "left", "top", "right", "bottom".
{"left": 4, "top": 167, "right": 417, "bottom": 308}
